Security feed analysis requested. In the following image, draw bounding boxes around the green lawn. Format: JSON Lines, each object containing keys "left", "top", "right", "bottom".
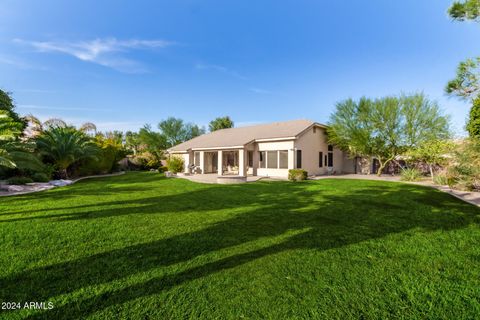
{"left": 0, "top": 172, "right": 479, "bottom": 319}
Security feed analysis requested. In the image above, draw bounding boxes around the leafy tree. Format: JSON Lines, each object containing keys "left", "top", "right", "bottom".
{"left": 0, "top": 110, "right": 22, "bottom": 168}
{"left": 406, "top": 140, "right": 455, "bottom": 181}
{"left": 137, "top": 125, "right": 167, "bottom": 168}
{"left": 125, "top": 131, "right": 141, "bottom": 155}
{"left": 209, "top": 116, "right": 234, "bottom": 132}
{"left": 36, "top": 126, "right": 99, "bottom": 178}
{"left": 446, "top": 0, "right": 480, "bottom": 138}
{"left": 0, "top": 89, "right": 26, "bottom": 129}
{"left": 158, "top": 117, "right": 205, "bottom": 147}
{"left": 467, "top": 97, "right": 480, "bottom": 137}
{"left": 328, "top": 93, "right": 450, "bottom": 176}
{"left": 448, "top": 0, "right": 480, "bottom": 21}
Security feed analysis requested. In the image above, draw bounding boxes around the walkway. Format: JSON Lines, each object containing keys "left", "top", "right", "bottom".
{"left": 176, "top": 173, "right": 265, "bottom": 184}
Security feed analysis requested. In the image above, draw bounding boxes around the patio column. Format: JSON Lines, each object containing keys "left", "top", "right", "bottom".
{"left": 199, "top": 151, "right": 205, "bottom": 174}
{"left": 239, "top": 148, "right": 246, "bottom": 177}
{"left": 183, "top": 152, "right": 190, "bottom": 174}
{"left": 217, "top": 150, "right": 223, "bottom": 175}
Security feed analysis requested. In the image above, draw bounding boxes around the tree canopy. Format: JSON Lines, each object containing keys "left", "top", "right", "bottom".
{"left": 327, "top": 93, "right": 450, "bottom": 176}
{"left": 158, "top": 117, "right": 205, "bottom": 147}
{"left": 448, "top": 0, "right": 480, "bottom": 21}
{"left": 209, "top": 116, "right": 234, "bottom": 132}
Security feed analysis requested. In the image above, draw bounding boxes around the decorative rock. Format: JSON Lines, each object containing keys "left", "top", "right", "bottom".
{"left": 7, "top": 185, "right": 24, "bottom": 192}
{"left": 49, "top": 180, "right": 73, "bottom": 187}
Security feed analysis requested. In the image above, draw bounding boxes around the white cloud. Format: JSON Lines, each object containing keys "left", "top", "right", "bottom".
{"left": 14, "top": 38, "right": 174, "bottom": 73}
{"left": 195, "top": 63, "right": 247, "bottom": 80}
{"left": 0, "top": 55, "right": 48, "bottom": 70}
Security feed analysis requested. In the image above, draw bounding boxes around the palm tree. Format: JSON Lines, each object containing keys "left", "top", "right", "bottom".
{"left": 36, "top": 126, "right": 99, "bottom": 178}
{"left": 0, "top": 111, "right": 43, "bottom": 170}
{"left": 0, "top": 111, "right": 20, "bottom": 168}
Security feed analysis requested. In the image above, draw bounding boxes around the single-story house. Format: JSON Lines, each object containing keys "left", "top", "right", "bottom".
{"left": 168, "top": 119, "right": 356, "bottom": 178}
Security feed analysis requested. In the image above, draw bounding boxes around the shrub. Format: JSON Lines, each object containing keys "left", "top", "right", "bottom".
{"left": 166, "top": 156, "right": 184, "bottom": 174}
{"left": 288, "top": 169, "right": 308, "bottom": 181}
{"left": 32, "top": 172, "right": 50, "bottom": 182}
{"left": 400, "top": 168, "right": 422, "bottom": 181}
{"left": 7, "top": 177, "right": 33, "bottom": 185}
{"left": 432, "top": 174, "right": 449, "bottom": 186}
{"left": 158, "top": 166, "right": 168, "bottom": 173}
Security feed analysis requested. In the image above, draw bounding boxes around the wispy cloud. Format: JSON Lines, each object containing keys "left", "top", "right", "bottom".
{"left": 14, "top": 38, "right": 174, "bottom": 73}
{"left": 249, "top": 87, "right": 272, "bottom": 94}
{"left": 18, "top": 104, "right": 112, "bottom": 112}
{"left": 195, "top": 63, "right": 247, "bottom": 80}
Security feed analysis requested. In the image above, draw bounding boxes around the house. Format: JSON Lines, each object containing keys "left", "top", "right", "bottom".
{"left": 168, "top": 119, "right": 356, "bottom": 178}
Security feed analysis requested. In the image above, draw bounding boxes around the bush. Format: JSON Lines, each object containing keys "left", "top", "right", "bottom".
{"left": 288, "top": 169, "right": 308, "bottom": 181}
{"left": 433, "top": 174, "right": 449, "bottom": 186}
{"left": 400, "top": 168, "right": 422, "bottom": 181}
{"left": 32, "top": 172, "right": 50, "bottom": 182}
{"left": 166, "top": 156, "right": 184, "bottom": 174}
{"left": 7, "top": 177, "right": 34, "bottom": 185}
{"left": 158, "top": 166, "right": 168, "bottom": 173}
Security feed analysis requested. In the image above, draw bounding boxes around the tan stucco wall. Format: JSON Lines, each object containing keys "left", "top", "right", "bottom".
{"left": 294, "top": 126, "right": 347, "bottom": 175}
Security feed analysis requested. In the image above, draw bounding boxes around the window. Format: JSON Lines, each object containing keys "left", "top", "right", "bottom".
{"left": 267, "top": 151, "right": 278, "bottom": 169}
{"left": 194, "top": 152, "right": 200, "bottom": 166}
{"left": 319, "top": 152, "right": 323, "bottom": 167}
{"left": 248, "top": 151, "right": 253, "bottom": 167}
{"left": 259, "top": 151, "right": 266, "bottom": 168}
{"left": 328, "top": 144, "right": 333, "bottom": 151}
{"left": 328, "top": 152, "right": 333, "bottom": 167}
{"left": 279, "top": 150, "right": 288, "bottom": 169}
{"left": 296, "top": 150, "right": 302, "bottom": 168}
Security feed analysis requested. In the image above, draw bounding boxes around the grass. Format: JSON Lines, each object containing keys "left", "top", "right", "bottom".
{"left": 0, "top": 172, "right": 479, "bottom": 319}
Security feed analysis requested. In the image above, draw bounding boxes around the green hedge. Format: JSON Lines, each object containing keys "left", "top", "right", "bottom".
{"left": 288, "top": 169, "right": 308, "bottom": 181}
{"left": 7, "top": 177, "right": 34, "bottom": 185}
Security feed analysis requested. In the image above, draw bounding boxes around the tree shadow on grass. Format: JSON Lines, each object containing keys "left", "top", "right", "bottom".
{"left": 0, "top": 180, "right": 478, "bottom": 319}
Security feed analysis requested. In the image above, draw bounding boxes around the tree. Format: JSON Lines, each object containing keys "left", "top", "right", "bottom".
{"left": 137, "top": 124, "right": 167, "bottom": 167}
{"left": 448, "top": 0, "right": 480, "bottom": 21}
{"left": 467, "top": 97, "right": 480, "bottom": 138}
{"left": 0, "top": 89, "right": 26, "bottom": 129}
{"left": 0, "top": 111, "right": 22, "bottom": 168}
{"left": 328, "top": 93, "right": 450, "bottom": 176}
{"left": 36, "top": 126, "right": 99, "bottom": 178}
{"left": 446, "top": 1, "right": 480, "bottom": 138}
{"left": 158, "top": 117, "right": 205, "bottom": 147}
{"left": 209, "top": 116, "right": 234, "bottom": 132}
{"left": 406, "top": 140, "right": 455, "bottom": 181}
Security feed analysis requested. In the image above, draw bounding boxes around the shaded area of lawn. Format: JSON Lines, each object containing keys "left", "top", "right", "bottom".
{"left": 0, "top": 172, "right": 479, "bottom": 319}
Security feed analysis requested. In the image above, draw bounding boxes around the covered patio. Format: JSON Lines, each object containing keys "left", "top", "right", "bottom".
{"left": 188, "top": 149, "right": 249, "bottom": 177}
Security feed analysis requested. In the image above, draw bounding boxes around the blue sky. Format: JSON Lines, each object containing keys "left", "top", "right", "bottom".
{"left": 0, "top": 0, "right": 479, "bottom": 135}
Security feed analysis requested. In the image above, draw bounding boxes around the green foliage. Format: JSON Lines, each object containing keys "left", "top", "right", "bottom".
{"left": 209, "top": 116, "right": 234, "bottom": 132}
{"left": 166, "top": 156, "right": 184, "bottom": 173}
{"left": 36, "top": 126, "right": 99, "bottom": 178}
{"left": 447, "top": 138, "right": 480, "bottom": 190}
{"left": 406, "top": 139, "right": 454, "bottom": 180}
{"left": 328, "top": 93, "right": 450, "bottom": 176}
{"left": 448, "top": 0, "right": 480, "bottom": 21}
{"left": 158, "top": 117, "right": 205, "bottom": 147}
{"left": 158, "top": 166, "right": 168, "bottom": 173}
{"left": 32, "top": 172, "right": 50, "bottom": 182}
{"left": 400, "top": 168, "right": 423, "bottom": 181}
{"left": 0, "top": 89, "right": 26, "bottom": 129}
{"left": 445, "top": 57, "right": 480, "bottom": 100}
{"left": 7, "top": 176, "right": 33, "bottom": 185}
{"left": 433, "top": 173, "right": 450, "bottom": 186}
{"left": 288, "top": 169, "right": 308, "bottom": 181}
{"left": 467, "top": 97, "right": 480, "bottom": 137}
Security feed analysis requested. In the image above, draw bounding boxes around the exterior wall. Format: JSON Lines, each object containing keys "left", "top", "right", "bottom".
{"left": 256, "top": 140, "right": 294, "bottom": 178}
{"left": 294, "top": 126, "right": 347, "bottom": 175}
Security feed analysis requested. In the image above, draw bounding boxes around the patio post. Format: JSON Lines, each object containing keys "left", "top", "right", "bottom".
{"left": 199, "top": 151, "right": 205, "bottom": 174}
{"left": 217, "top": 150, "right": 223, "bottom": 175}
{"left": 239, "top": 148, "right": 246, "bottom": 176}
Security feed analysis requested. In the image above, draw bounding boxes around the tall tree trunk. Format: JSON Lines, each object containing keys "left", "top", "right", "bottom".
{"left": 429, "top": 164, "right": 434, "bottom": 182}
{"left": 59, "top": 168, "right": 68, "bottom": 179}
